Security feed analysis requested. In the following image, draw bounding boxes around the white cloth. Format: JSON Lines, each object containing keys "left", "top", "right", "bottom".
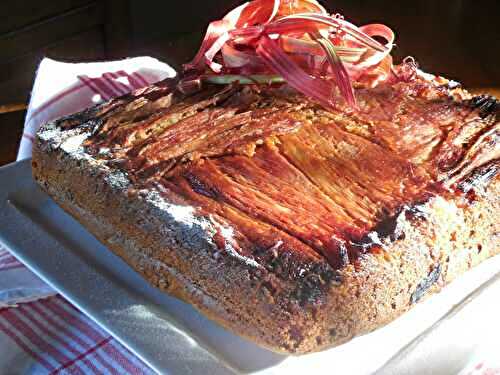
{"left": 18, "top": 57, "right": 176, "bottom": 160}
{"left": 2, "top": 57, "right": 175, "bottom": 306}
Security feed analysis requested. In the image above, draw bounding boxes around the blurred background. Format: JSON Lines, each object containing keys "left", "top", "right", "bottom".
{"left": 0, "top": 0, "right": 499, "bottom": 166}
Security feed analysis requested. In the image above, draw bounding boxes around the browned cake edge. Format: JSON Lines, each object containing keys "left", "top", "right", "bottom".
{"left": 32, "top": 113, "right": 500, "bottom": 354}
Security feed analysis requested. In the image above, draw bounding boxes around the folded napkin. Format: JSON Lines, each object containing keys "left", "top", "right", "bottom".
{"left": 18, "top": 57, "right": 176, "bottom": 160}
{"left": 1, "top": 57, "right": 175, "bottom": 307}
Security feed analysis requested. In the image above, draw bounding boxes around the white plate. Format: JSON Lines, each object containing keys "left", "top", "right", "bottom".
{"left": 1, "top": 159, "right": 499, "bottom": 375}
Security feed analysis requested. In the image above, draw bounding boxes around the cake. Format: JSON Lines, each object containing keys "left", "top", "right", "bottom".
{"left": 31, "top": 0, "right": 499, "bottom": 354}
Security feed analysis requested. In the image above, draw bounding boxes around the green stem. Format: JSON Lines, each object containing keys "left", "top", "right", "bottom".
{"left": 202, "top": 74, "right": 285, "bottom": 85}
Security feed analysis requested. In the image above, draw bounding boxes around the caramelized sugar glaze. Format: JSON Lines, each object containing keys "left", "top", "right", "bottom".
{"left": 72, "top": 65, "right": 498, "bottom": 270}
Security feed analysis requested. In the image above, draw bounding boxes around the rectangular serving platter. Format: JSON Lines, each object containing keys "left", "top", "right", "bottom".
{"left": 1, "top": 159, "right": 499, "bottom": 375}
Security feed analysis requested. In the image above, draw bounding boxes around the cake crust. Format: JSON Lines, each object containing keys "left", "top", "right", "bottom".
{"left": 32, "top": 68, "right": 499, "bottom": 354}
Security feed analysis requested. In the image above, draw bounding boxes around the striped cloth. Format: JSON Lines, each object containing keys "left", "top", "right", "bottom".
{"left": 0, "top": 246, "right": 22, "bottom": 272}
{"left": 0, "top": 57, "right": 175, "bottom": 374}
{"left": 18, "top": 57, "right": 176, "bottom": 160}
{"left": 0, "top": 246, "right": 155, "bottom": 374}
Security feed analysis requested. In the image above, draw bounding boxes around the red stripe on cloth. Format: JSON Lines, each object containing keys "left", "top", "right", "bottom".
{"left": 0, "top": 251, "right": 22, "bottom": 270}
{"left": 101, "top": 74, "right": 123, "bottom": 97}
{"left": 108, "top": 71, "right": 133, "bottom": 94}
{"left": 26, "top": 83, "right": 86, "bottom": 124}
{"left": 117, "top": 70, "right": 142, "bottom": 90}
{"left": 0, "top": 263, "right": 25, "bottom": 272}
{"left": 132, "top": 72, "right": 149, "bottom": 87}
{"left": 0, "top": 315, "right": 55, "bottom": 371}
{"left": 77, "top": 75, "right": 105, "bottom": 99}
{"left": 3, "top": 308, "right": 69, "bottom": 372}
{"left": 42, "top": 298, "right": 107, "bottom": 343}
{"left": 42, "top": 298, "right": 140, "bottom": 373}
{"left": 19, "top": 304, "right": 100, "bottom": 374}
{"left": 103, "top": 72, "right": 127, "bottom": 96}
{"left": 114, "top": 335, "right": 157, "bottom": 374}
{"left": 102, "top": 339, "right": 146, "bottom": 375}
{"left": 78, "top": 75, "right": 112, "bottom": 101}
{"left": 50, "top": 337, "right": 112, "bottom": 375}
{"left": 31, "top": 301, "right": 118, "bottom": 375}
{"left": 0, "top": 252, "right": 14, "bottom": 261}
{"left": 93, "top": 76, "right": 117, "bottom": 99}
{"left": 0, "top": 258, "right": 20, "bottom": 266}
{"left": 0, "top": 254, "right": 19, "bottom": 264}
{"left": 6, "top": 308, "right": 74, "bottom": 368}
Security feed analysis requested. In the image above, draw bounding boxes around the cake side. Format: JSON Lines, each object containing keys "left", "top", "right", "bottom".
{"left": 32, "top": 72, "right": 499, "bottom": 353}
{"left": 317, "top": 177, "right": 499, "bottom": 347}
{"left": 31, "top": 118, "right": 337, "bottom": 354}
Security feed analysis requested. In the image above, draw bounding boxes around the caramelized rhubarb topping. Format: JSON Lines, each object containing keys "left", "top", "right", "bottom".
{"left": 77, "top": 71, "right": 498, "bottom": 270}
